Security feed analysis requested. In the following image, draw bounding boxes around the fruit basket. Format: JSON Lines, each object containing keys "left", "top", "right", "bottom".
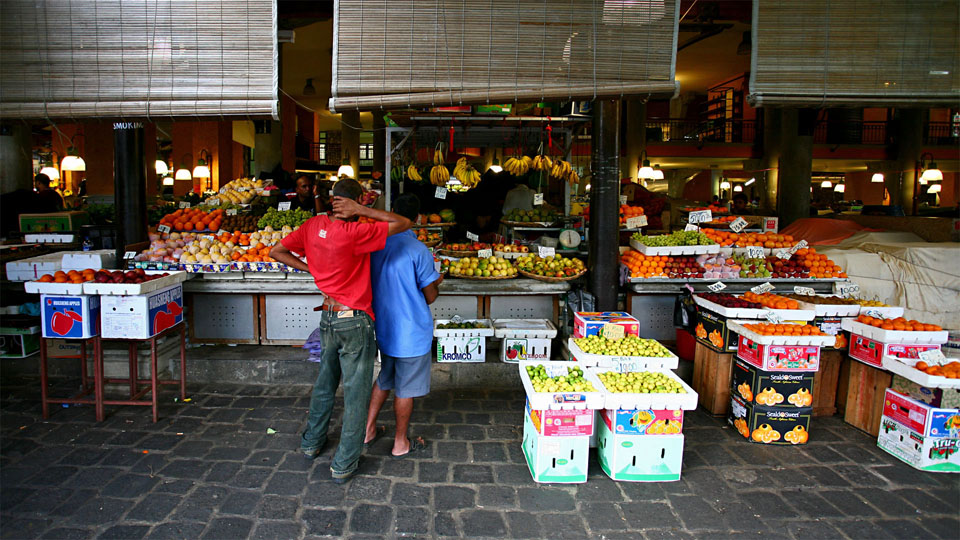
{"left": 519, "top": 361, "right": 606, "bottom": 410}
{"left": 693, "top": 295, "right": 815, "bottom": 321}
{"left": 449, "top": 273, "right": 517, "bottom": 281}
{"left": 568, "top": 337, "right": 678, "bottom": 370}
{"left": 437, "top": 249, "right": 478, "bottom": 258}
{"left": 83, "top": 270, "right": 188, "bottom": 296}
{"left": 421, "top": 239, "right": 441, "bottom": 248}
{"left": 882, "top": 356, "right": 960, "bottom": 389}
{"left": 586, "top": 367, "right": 698, "bottom": 411}
{"left": 629, "top": 238, "right": 719, "bottom": 256}
{"left": 841, "top": 319, "right": 948, "bottom": 344}
{"left": 519, "top": 269, "right": 586, "bottom": 283}
{"left": 727, "top": 321, "right": 836, "bottom": 346}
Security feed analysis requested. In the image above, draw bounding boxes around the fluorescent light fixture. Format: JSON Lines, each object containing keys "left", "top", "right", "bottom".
{"left": 820, "top": 180, "right": 833, "bottom": 188}
{"left": 928, "top": 184, "right": 942, "bottom": 193}
{"left": 155, "top": 160, "right": 169, "bottom": 175}
{"left": 834, "top": 183, "right": 845, "bottom": 193}
{"left": 720, "top": 181, "right": 731, "bottom": 190}
{"left": 337, "top": 164, "right": 355, "bottom": 178}
{"left": 920, "top": 163, "right": 943, "bottom": 182}
{"left": 39, "top": 165, "right": 60, "bottom": 180}
{"left": 744, "top": 177, "right": 755, "bottom": 186}
{"left": 175, "top": 168, "right": 192, "bottom": 181}
{"left": 733, "top": 185, "right": 743, "bottom": 192}
{"left": 162, "top": 176, "right": 175, "bottom": 186}
{"left": 871, "top": 173, "right": 884, "bottom": 183}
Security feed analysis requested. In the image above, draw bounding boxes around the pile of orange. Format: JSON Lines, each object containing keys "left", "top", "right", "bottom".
{"left": 743, "top": 323, "right": 826, "bottom": 336}
{"left": 233, "top": 243, "right": 276, "bottom": 263}
{"left": 702, "top": 229, "right": 739, "bottom": 246}
{"left": 735, "top": 232, "right": 795, "bottom": 248}
{"left": 37, "top": 269, "right": 97, "bottom": 284}
{"left": 795, "top": 248, "right": 846, "bottom": 278}
{"left": 914, "top": 360, "right": 960, "bottom": 378}
{"left": 621, "top": 250, "right": 667, "bottom": 278}
{"left": 159, "top": 208, "right": 224, "bottom": 232}
{"left": 742, "top": 291, "right": 800, "bottom": 310}
{"left": 618, "top": 204, "right": 645, "bottom": 226}
{"left": 857, "top": 314, "right": 941, "bottom": 332}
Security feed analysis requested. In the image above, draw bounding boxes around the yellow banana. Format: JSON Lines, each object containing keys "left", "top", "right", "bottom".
{"left": 407, "top": 165, "right": 422, "bottom": 182}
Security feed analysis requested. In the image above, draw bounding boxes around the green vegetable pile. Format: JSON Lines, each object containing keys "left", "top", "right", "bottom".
{"left": 257, "top": 208, "right": 313, "bottom": 230}
{"left": 631, "top": 230, "right": 715, "bottom": 247}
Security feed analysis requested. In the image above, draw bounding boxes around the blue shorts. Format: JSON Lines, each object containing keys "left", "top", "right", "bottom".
{"left": 377, "top": 351, "right": 431, "bottom": 398}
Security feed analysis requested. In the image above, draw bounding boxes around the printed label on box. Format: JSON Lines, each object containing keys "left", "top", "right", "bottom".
{"left": 738, "top": 337, "right": 820, "bottom": 372}
{"left": 731, "top": 359, "right": 815, "bottom": 407}
{"left": 728, "top": 395, "right": 812, "bottom": 445}
{"left": 694, "top": 309, "right": 738, "bottom": 352}
{"left": 42, "top": 295, "right": 100, "bottom": 339}
{"left": 878, "top": 416, "right": 960, "bottom": 473}
{"left": 600, "top": 408, "right": 684, "bottom": 435}
{"left": 501, "top": 337, "right": 551, "bottom": 362}
{"left": 527, "top": 401, "right": 595, "bottom": 437}
{"left": 436, "top": 336, "right": 485, "bottom": 363}
{"left": 850, "top": 333, "right": 940, "bottom": 367}
{"left": 574, "top": 312, "right": 639, "bottom": 339}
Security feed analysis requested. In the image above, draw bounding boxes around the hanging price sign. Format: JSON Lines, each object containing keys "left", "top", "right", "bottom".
{"left": 746, "top": 246, "right": 766, "bottom": 259}
{"left": 226, "top": 208, "right": 238, "bottom": 216}
{"left": 751, "top": 282, "right": 775, "bottom": 294}
{"left": 619, "top": 195, "right": 628, "bottom": 205}
{"left": 477, "top": 249, "right": 493, "bottom": 258}
{"left": 157, "top": 224, "right": 171, "bottom": 234}
{"left": 794, "top": 286, "right": 816, "bottom": 296}
{"left": 707, "top": 282, "right": 726, "bottom": 292}
{"left": 684, "top": 224, "right": 700, "bottom": 232}
{"left": 864, "top": 309, "right": 884, "bottom": 319}
{"left": 434, "top": 260, "right": 442, "bottom": 273}
{"left": 466, "top": 232, "right": 479, "bottom": 242}
{"left": 625, "top": 216, "right": 648, "bottom": 229}
{"left": 688, "top": 210, "right": 712, "bottom": 224}
{"left": 277, "top": 201, "right": 292, "bottom": 211}
{"left": 178, "top": 202, "right": 191, "bottom": 209}
{"left": 775, "top": 249, "right": 792, "bottom": 260}
{"left": 533, "top": 193, "right": 544, "bottom": 206}
{"left": 435, "top": 186, "right": 447, "bottom": 199}
{"left": 833, "top": 282, "right": 861, "bottom": 298}
{"left": 789, "top": 240, "right": 809, "bottom": 256}
{"left": 208, "top": 198, "right": 220, "bottom": 207}
{"left": 538, "top": 246, "right": 556, "bottom": 258}
{"left": 217, "top": 229, "right": 229, "bottom": 236}
{"left": 729, "top": 217, "right": 748, "bottom": 233}
{"left": 918, "top": 349, "right": 947, "bottom": 366}
{"left": 602, "top": 323, "right": 625, "bottom": 340}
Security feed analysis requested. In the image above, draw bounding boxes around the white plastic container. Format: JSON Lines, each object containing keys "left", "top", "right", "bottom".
{"left": 494, "top": 319, "right": 557, "bottom": 363}
{"left": 727, "top": 321, "right": 835, "bottom": 347}
{"left": 519, "top": 361, "right": 605, "bottom": 410}
{"left": 629, "top": 238, "right": 719, "bottom": 256}
{"left": 693, "top": 295, "right": 815, "bottom": 321}
{"left": 568, "top": 337, "right": 679, "bottom": 370}
{"left": 586, "top": 366, "right": 699, "bottom": 411}
{"left": 83, "top": 271, "right": 188, "bottom": 296}
{"left": 841, "top": 319, "right": 948, "bottom": 345}
{"left": 435, "top": 319, "right": 494, "bottom": 363}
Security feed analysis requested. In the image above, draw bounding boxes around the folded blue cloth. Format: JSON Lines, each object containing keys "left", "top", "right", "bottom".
{"left": 303, "top": 326, "right": 323, "bottom": 363}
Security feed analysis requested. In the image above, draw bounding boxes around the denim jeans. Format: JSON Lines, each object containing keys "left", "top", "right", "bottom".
{"left": 300, "top": 311, "right": 376, "bottom": 477}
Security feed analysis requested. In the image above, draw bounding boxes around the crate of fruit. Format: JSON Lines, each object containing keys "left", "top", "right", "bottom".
{"left": 519, "top": 361, "right": 606, "bottom": 410}
{"left": 629, "top": 238, "right": 719, "bottom": 257}
{"left": 433, "top": 319, "right": 494, "bottom": 338}
{"left": 83, "top": 270, "right": 189, "bottom": 296}
{"left": 568, "top": 336, "right": 678, "bottom": 370}
{"left": 881, "top": 356, "right": 960, "bottom": 389}
{"left": 693, "top": 294, "right": 814, "bottom": 321}
{"left": 727, "top": 321, "right": 835, "bottom": 347}
{"left": 24, "top": 279, "right": 85, "bottom": 295}
{"left": 841, "top": 317, "right": 947, "bottom": 344}
{"left": 790, "top": 294, "right": 862, "bottom": 318}
{"left": 586, "top": 367, "right": 698, "bottom": 410}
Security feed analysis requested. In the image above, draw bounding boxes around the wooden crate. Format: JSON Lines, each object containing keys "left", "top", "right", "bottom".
{"left": 692, "top": 342, "right": 734, "bottom": 416}
{"left": 812, "top": 350, "right": 843, "bottom": 417}
{"left": 835, "top": 355, "right": 851, "bottom": 412}
{"left": 842, "top": 359, "right": 893, "bottom": 437}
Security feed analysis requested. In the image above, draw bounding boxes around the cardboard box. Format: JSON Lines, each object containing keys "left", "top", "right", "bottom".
{"left": 882, "top": 389, "right": 960, "bottom": 439}
{"left": 526, "top": 399, "right": 594, "bottom": 437}
{"left": 878, "top": 416, "right": 960, "bottom": 473}
{"left": 728, "top": 395, "right": 813, "bottom": 445}
{"left": 812, "top": 316, "right": 849, "bottom": 350}
{"left": 737, "top": 337, "right": 820, "bottom": 372}
{"left": 522, "top": 411, "right": 589, "bottom": 483}
{"left": 0, "top": 326, "right": 40, "bottom": 358}
{"left": 100, "top": 284, "right": 183, "bottom": 339}
{"left": 600, "top": 408, "right": 684, "bottom": 435}
{"left": 6, "top": 253, "right": 63, "bottom": 282}
{"left": 44, "top": 339, "right": 83, "bottom": 358}
{"left": 694, "top": 309, "right": 739, "bottom": 352}
{"left": 501, "top": 337, "right": 552, "bottom": 363}
{"left": 731, "top": 359, "right": 815, "bottom": 407}
{"left": 574, "top": 312, "right": 639, "bottom": 339}
{"left": 436, "top": 336, "right": 486, "bottom": 363}
{"left": 19, "top": 211, "right": 89, "bottom": 233}
{"left": 849, "top": 333, "right": 940, "bottom": 368}
{"left": 596, "top": 419, "right": 684, "bottom": 482}
{"left": 61, "top": 250, "right": 116, "bottom": 272}
{"left": 41, "top": 294, "right": 100, "bottom": 339}
{"left": 891, "top": 375, "right": 960, "bottom": 410}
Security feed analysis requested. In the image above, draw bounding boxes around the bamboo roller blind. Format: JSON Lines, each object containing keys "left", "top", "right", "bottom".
{"left": 0, "top": 0, "right": 277, "bottom": 120}
{"left": 330, "top": 0, "right": 680, "bottom": 112}
{"left": 749, "top": 0, "right": 960, "bottom": 107}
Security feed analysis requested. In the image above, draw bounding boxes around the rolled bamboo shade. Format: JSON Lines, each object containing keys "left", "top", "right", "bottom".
{"left": 0, "top": 0, "right": 277, "bottom": 120}
{"left": 749, "top": 0, "right": 960, "bottom": 107}
{"left": 330, "top": 0, "right": 680, "bottom": 112}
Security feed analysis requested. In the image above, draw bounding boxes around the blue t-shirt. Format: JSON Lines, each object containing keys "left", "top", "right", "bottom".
{"left": 370, "top": 230, "right": 441, "bottom": 357}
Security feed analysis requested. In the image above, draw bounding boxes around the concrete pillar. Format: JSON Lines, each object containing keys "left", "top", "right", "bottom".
{"left": 0, "top": 124, "right": 33, "bottom": 193}
{"left": 777, "top": 108, "right": 815, "bottom": 227}
{"left": 710, "top": 169, "right": 722, "bottom": 199}
{"left": 373, "top": 111, "right": 386, "bottom": 174}
{"left": 113, "top": 122, "right": 148, "bottom": 261}
{"left": 760, "top": 108, "right": 781, "bottom": 210}
{"left": 341, "top": 111, "right": 361, "bottom": 178}
{"left": 589, "top": 99, "right": 621, "bottom": 311}
{"left": 621, "top": 100, "right": 646, "bottom": 181}
{"left": 254, "top": 120, "right": 283, "bottom": 176}
{"left": 891, "top": 108, "right": 924, "bottom": 213}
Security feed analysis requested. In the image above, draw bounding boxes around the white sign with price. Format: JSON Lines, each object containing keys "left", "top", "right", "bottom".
{"left": 208, "top": 198, "right": 220, "bottom": 207}
{"left": 707, "top": 281, "right": 726, "bottom": 292}
{"left": 538, "top": 246, "right": 556, "bottom": 258}
{"left": 729, "top": 217, "right": 748, "bottom": 233}
{"left": 688, "top": 210, "right": 712, "bottom": 224}
{"left": 794, "top": 286, "right": 816, "bottom": 296}
{"left": 625, "top": 216, "right": 647, "bottom": 229}
{"left": 864, "top": 309, "right": 884, "bottom": 319}
{"left": 834, "top": 282, "right": 860, "bottom": 298}
{"left": 178, "top": 202, "right": 191, "bottom": 209}
{"left": 123, "top": 251, "right": 137, "bottom": 260}
{"left": 277, "top": 201, "right": 292, "bottom": 211}
{"left": 466, "top": 232, "right": 479, "bottom": 242}
{"left": 477, "top": 249, "right": 493, "bottom": 258}
{"left": 533, "top": 193, "right": 544, "bottom": 206}
{"left": 435, "top": 186, "right": 447, "bottom": 199}
{"left": 602, "top": 323, "right": 625, "bottom": 340}
{"left": 157, "top": 224, "right": 171, "bottom": 234}
{"left": 217, "top": 229, "right": 229, "bottom": 236}
{"left": 684, "top": 223, "right": 700, "bottom": 232}
{"left": 619, "top": 195, "right": 628, "bottom": 205}
{"left": 764, "top": 310, "right": 784, "bottom": 324}
{"left": 918, "top": 349, "right": 947, "bottom": 366}
{"left": 751, "top": 282, "right": 775, "bottom": 295}
{"left": 789, "top": 240, "right": 809, "bottom": 255}
{"left": 746, "top": 246, "right": 765, "bottom": 259}
{"left": 775, "top": 249, "right": 792, "bottom": 260}
{"left": 225, "top": 208, "right": 238, "bottom": 216}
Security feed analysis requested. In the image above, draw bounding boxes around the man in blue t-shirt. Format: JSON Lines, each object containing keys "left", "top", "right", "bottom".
{"left": 364, "top": 194, "right": 442, "bottom": 458}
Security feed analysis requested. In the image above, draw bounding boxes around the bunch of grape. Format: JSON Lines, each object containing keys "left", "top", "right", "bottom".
{"left": 632, "top": 231, "right": 715, "bottom": 247}
{"left": 257, "top": 208, "right": 312, "bottom": 230}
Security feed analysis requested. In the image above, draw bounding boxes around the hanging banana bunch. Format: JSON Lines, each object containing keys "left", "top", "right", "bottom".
{"left": 533, "top": 153, "right": 554, "bottom": 172}
{"left": 504, "top": 155, "right": 532, "bottom": 176}
{"left": 548, "top": 159, "right": 580, "bottom": 186}
{"left": 430, "top": 143, "right": 450, "bottom": 186}
{"left": 452, "top": 157, "right": 482, "bottom": 189}
{"left": 406, "top": 164, "right": 422, "bottom": 182}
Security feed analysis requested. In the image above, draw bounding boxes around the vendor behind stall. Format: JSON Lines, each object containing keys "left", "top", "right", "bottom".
{"left": 291, "top": 174, "right": 328, "bottom": 214}
{"left": 34, "top": 173, "right": 63, "bottom": 213}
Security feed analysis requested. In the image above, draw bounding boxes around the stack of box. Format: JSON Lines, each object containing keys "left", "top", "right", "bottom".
{"left": 877, "top": 386, "right": 960, "bottom": 473}
{"left": 841, "top": 318, "right": 948, "bottom": 369}
{"left": 727, "top": 322, "right": 833, "bottom": 445}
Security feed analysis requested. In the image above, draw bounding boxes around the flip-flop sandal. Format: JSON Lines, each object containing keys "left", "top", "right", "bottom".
{"left": 391, "top": 437, "right": 427, "bottom": 460}
{"left": 363, "top": 426, "right": 386, "bottom": 449}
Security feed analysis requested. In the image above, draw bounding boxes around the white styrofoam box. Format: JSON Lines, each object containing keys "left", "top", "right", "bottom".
{"left": 727, "top": 321, "right": 835, "bottom": 347}
{"left": 693, "top": 295, "right": 815, "bottom": 321}
{"left": 83, "top": 270, "right": 188, "bottom": 296}
{"left": 522, "top": 412, "right": 589, "bottom": 483}
{"left": 568, "top": 337, "right": 679, "bottom": 370}
{"left": 859, "top": 305, "right": 904, "bottom": 319}
{"left": 882, "top": 356, "right": 960, "bottom": 389}
{"left": 101, "top": 284, "right": 183, "bottom": 339}
{"left": 793, "top": 296, "right": 861, "bottom": 318}
{"left": 6, "top": 253, "right": 62, "bottom": 282}
{"left": 841, "top": 319, "right": 948, "bottom": 345}
{"left": 436, "top": 336, "right": 487, "bottom": 363}
{"left": 500, "top": 337, "right": 552, "bottom": 363}
{"left": 629, "top": 237, "right": 719, "bottom": 256}
{"left": 586, "top": 366, "right": 699, "bottom": 411}
{"left": 242, "top": 272, "right": 287, "bottom": 280}
{"left": 433, "top": 319, "right": 494, "bottom": 337}
{"left": 25, "top": 234, "right": 75, "bottom": 244}
{"left": 495, "top": 319, "right": 557, "bottom": 363}
{"left": 519, "top": 361, "right": 605, "bottom": 410}
{"left": 25, "top": 281, "right": 85, "bottom": 295}
{"left": 61, "top": 250, "right": 116, "bottom": 271}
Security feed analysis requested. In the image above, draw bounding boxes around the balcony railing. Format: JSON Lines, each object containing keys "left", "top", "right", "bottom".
{"left": 645, "top": 118, "right": 758, "bottom": 144}
{"left": 647, "top": 119, "right": 957, "bottom": 146}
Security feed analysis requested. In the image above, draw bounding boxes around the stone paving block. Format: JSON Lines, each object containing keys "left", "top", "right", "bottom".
{"left": 171, "top": 485, "right": 228, "bottom": 521}
{"left": 831, "top": 463, "right": 887, "bottom": 486}
{"left": 256, "top": 495, "right": 298, "bottom": 520}
{"left": 390, "top": 482, "right": 430, "bottom": 506}
{"left": 670, "top": 495, "right": 724, "bottom": 530}
{"left": 452, "top": 464, "right": 495, "bottom": 483}
{"left": 378, "top": 458, "right": 414, "bottom": 478}
{"left": 461, "top": 509, "right": 508, "bottom": 537}
{"left": 138, "top": 434, "right": 181, "bottom": 451}
{"left": 875, "top": 518, "right": 939, "bottom": 538}
{"left": 620, "top": 501, "right": 681, "bottom": 530}
{"left": 100, "top": 474, "right": 158, "bottom": 499}
{"left": 434, "top": 511, "right": 459, "bottom": 537}
{"left": 448, "top": 425, "right": 484, "bottom": 440}
{"left": 219, "top": 491, "right": 261, "bottom": 515}
{"left": 871, "top": 462, "right": 942, "bottom": 487}
{"left": 251, "top": 521, "right": 302, "bottom": 540}
{"left": 26, "top": 465, "right": 78, "bottom": 486}
{"left": 228, "top": 467, "right": 273, "bottom": 489}
{"left": 70, "top": 497, "right": 134, "bottom": 526}
{"left": 896, "top": 488, "right": 957, "bottom": 515}
{"left": 417, "top": 462, "right": 449, "bottom": 483}
{"left": 517, "top": 487, "right": 576, "bottom": 512}
{"left": 349, "top": 503, "right": 394, "bottom": 534}
{"left": 471, "top": 442, "right": 507, "bottom": 462}
{"left": 506, "top": 511, "right": 544, "bottom": 539}
{"left": 739, "top": 491, "right": 800, "bottom": 519}
{"left": 435, "top": 441, "right": 469, "bottom": 462}
{"left": 394, "top": 506, "right": 430, "bottom": 535}
{"left": 302, "top": 509, "right": 347, "bottom": 537}
{"left": 303, "top": 483, "right": 345, "bottom": 507}
{"left": 40, "top": 526, "right": 92, "bottom": 539}
{"left": 204, "top": 462, "right": 241, "bottom": 483}
{"left": 853, "top": 487, "right": 919, "bottom": 517}
{"left": 263, "top": 471, "right": 308, "bottom": 496}
{"left": 618, "top": 482, "right": 667, "bottom": 502}
{"left": 201, "top": 517, "right": 253, "bottom": 539}
{"left": 582, "top": 501, "right": 630, "bottom": 530}
{"left": 494, "top": 464, "right": 532, "bottom": 485}
{"left": 59, "top": 448, "right": 110, "bottom": 467}
{"left": 775, "top": 490, "right": 843, "bottom": 517}
{"left": 346, "top": 477, "right": 392, "bottom": 502}
{"left": 477, "top": 485, "right": 517, "bottom": 507}
{"left": 98, "top": 524, "right": 150, "bottom": 539}
{"left": 771, "top": 520, "right": 844, "bottom": 540}
{"left": 797, "top": 465, "right": 851, "bottom": 487}
{"left": 537, "top": 512, "right": 590, "bottom": 539}
{"left": 918, "top": 516, "right": 960, "bottom": 538}
{"left": 125, "top": 493, "right": 181, "bottom": 522}
{"left": 150, "top": 479, "right": 194, "bottom": 494}
{"left": 1, "top": 517, "right": 53, "bottom": 539}
{"left": 157, "top": 459, "right": 209, "bottom": 479}
{"left": 830, "top": 519, "right": 891, "bottom": 539}
{"left": 818, "top": 490, "right": 880, "bottom": 517}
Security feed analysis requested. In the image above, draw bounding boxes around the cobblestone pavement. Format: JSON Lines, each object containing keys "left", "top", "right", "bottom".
{"left": 1, "top": 378, "right": 958, "bottom": 540}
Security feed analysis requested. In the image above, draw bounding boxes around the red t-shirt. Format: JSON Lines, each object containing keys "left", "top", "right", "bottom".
{"left": 280, "top": 215, "right": 389, "bottom": 319}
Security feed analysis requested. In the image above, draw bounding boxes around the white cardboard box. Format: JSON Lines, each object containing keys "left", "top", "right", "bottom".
{"left": 61, "top": 250, "right": 116, "bottom": 271}
{"left": 101, "top": 284, "right": 183, "bottom": 339}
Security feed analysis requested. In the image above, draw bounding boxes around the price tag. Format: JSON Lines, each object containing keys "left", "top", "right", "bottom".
{"left": 764, "top": 310, "right": 784, "bottom": 324}
{"left": 746, "top": 246, "right": 765, "bottom": 259}
{"left": 200, "top": 235, "right": 215, "bottom": 242}
{"left": 434, "top": 260, "right": 442, "bottom": 273}
{"left": 684, "top": 223, "right": 699, "bottom": 232}
{"left": 707, "top": 281, "right": 726, "bottom": 292}
{"left": 602, "top": 323, "right": 625, "bottom": 340}
{"left": 864, "top": 309, "right": 884, "bottom": 319}
{"left": 688, "top": 210, "right": 712, "bottom": 224}
{"left": 533, "top": 193, "right": 544, "bottom": 206}
{"left": 625, "top": 215, "right": 647, "bottom": 229}
{"left": 123, "top": 251, "right": 137, "bottom": 260}
{"left": 538, "top": 246, "right": 556, "bottom": 258}
{"left": 466, "top": 232, "right": 479, "bottom": 242}
{"left": 751, "top": 282, "right": 775, "bottom": 294}
{"left": 277, "top": 201, "right": 292, "bottom": 211}
{"left": 435, "top": 186, "right": 447, "bottom": 199}
{"left": 208, "top": 198, "right": 220, "bottom": 207}
{"left": 217, "top": 229, "right": 229, "bottom": 236}
{"left": 794, "top": 286, "right": 816, "bottom": 296}
{"left": 157, "top": 224, "right": 171, "bottom": 234}
{"left": 477, "top": 249, "right": 493, "bottom": 258}
{"left": 775, "top": 249, "right": 792, "bottom": 260}
{"left": 619, "top": 195, "right": 628, "bottom": 205}
{"left": 237, "top": 187, "right": 248, "bottom": 192}
{"left": 178, "top": 202, "right": 191, "bottom": 209}
{"left": 729, "top": 217, "right": 748, "bottom": 233}
{"left": 789, "top": 240, "right": 809, "bottom": 255}
{"left": 226, "top": 208, "right": 238, "bottom": 216}
{"left": 918, "top": 349, "right": 947, "bottom": 365}
{"left": 763, "top": 217, "right": 779, "bottom": 232}
{"left": 833, "top": 282, "right": 861, "bottom": 298}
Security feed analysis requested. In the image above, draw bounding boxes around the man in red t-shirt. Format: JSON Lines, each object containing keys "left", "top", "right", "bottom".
{"left": 269, "top": 178, "right": 412, "bottom": 484}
